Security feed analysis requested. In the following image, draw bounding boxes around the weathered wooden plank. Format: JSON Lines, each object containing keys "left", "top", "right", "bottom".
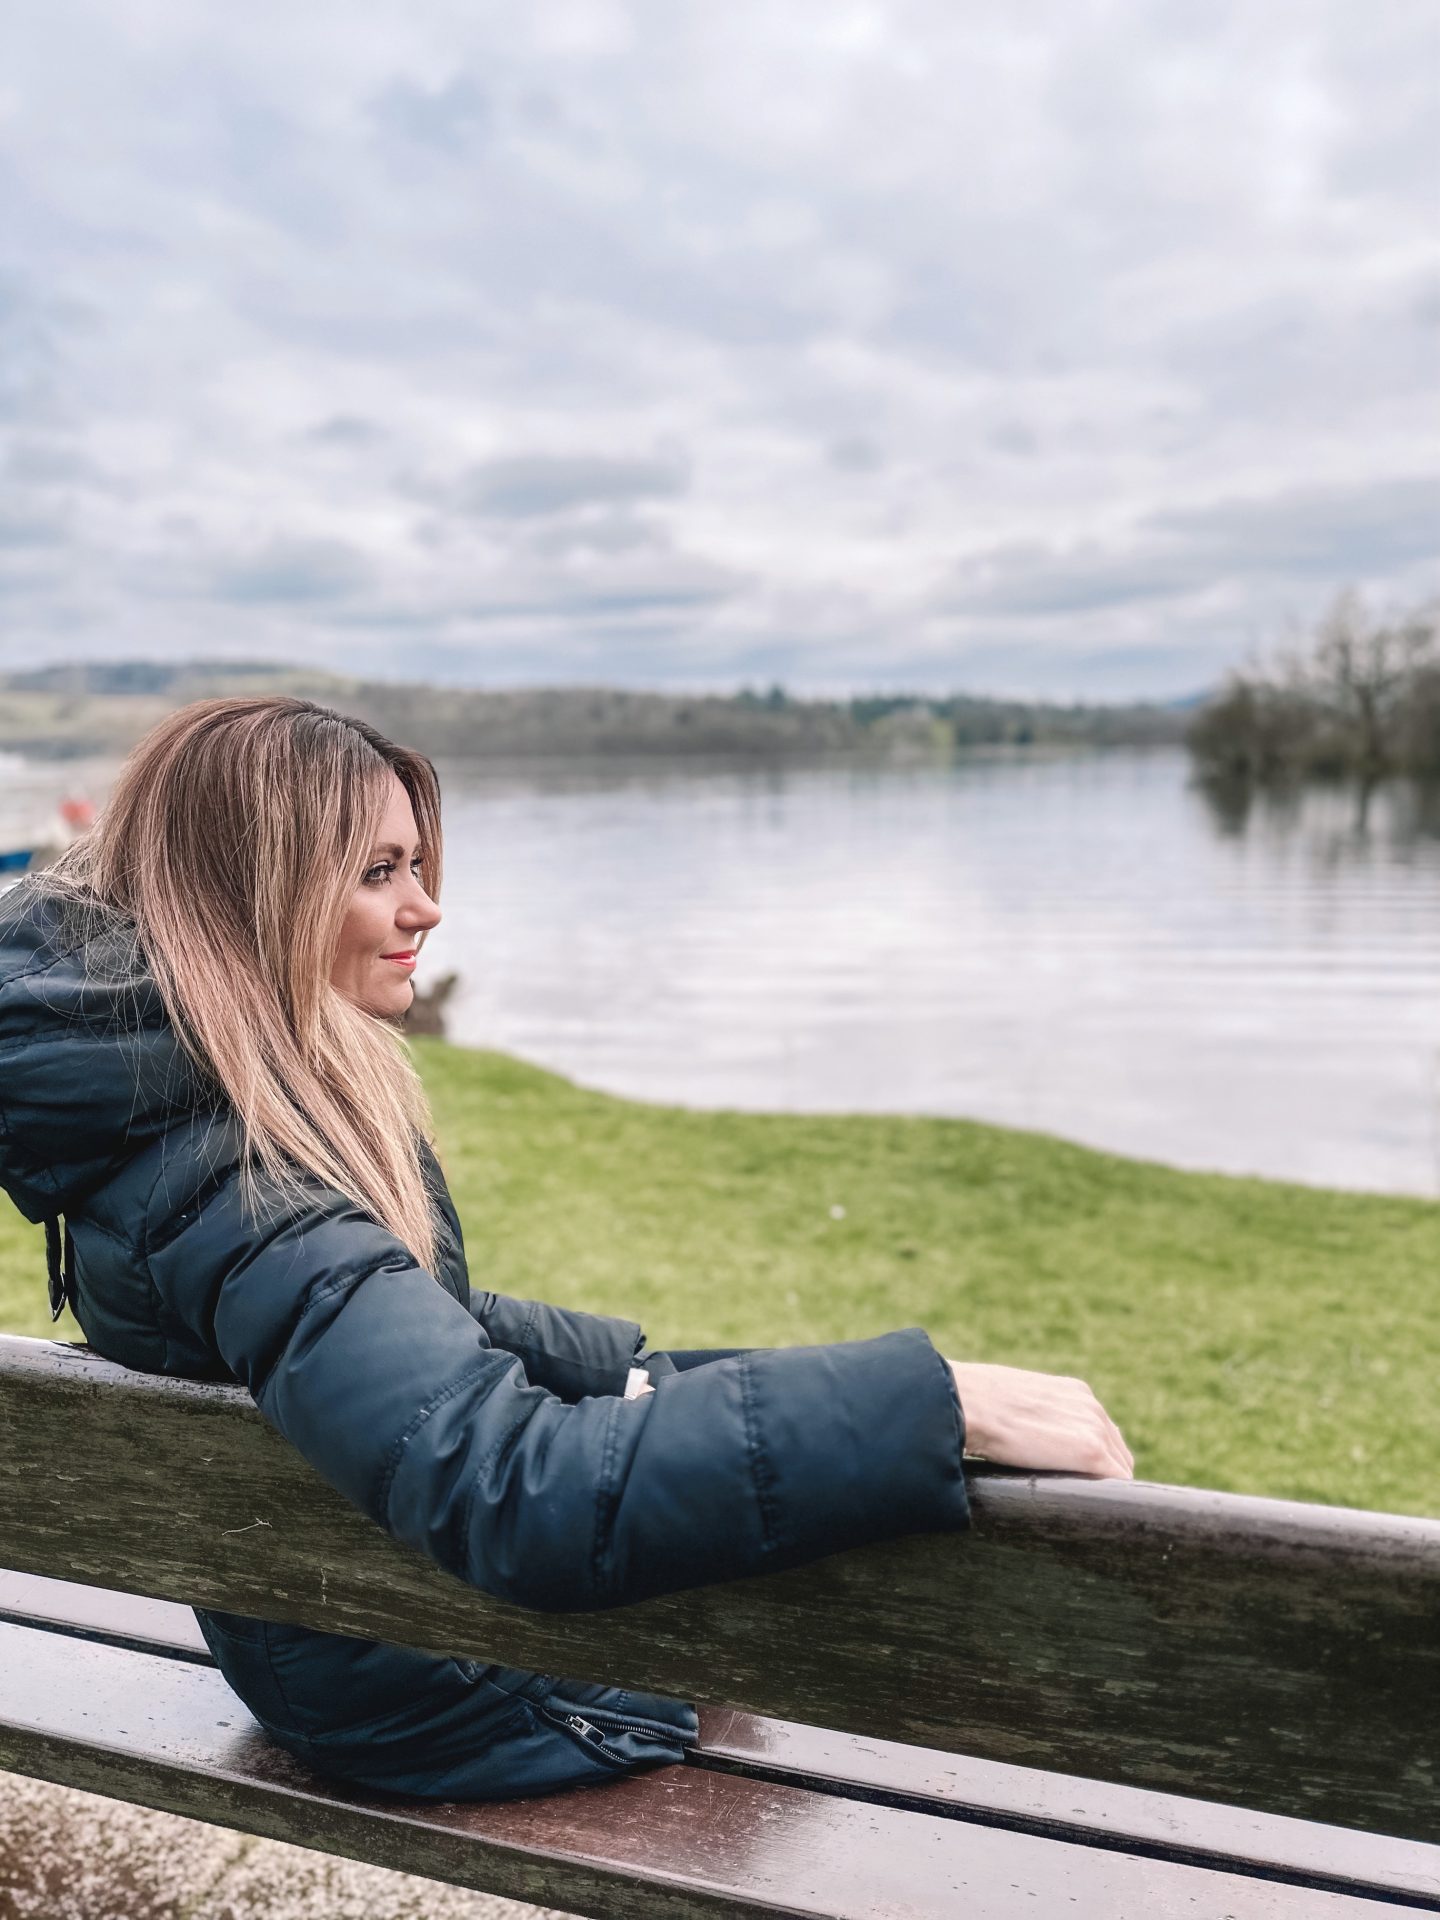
{"left": 3, "top": 1570, "right": 1434, "bottom": 1907}
{"left": 0, "top": 1626, "right": 1406, "bottom": 1920}
{"left": 696, "top": 1709, "right": 1440, "bottom": 1907}
{"left": 1, "top": 1335, "right": 1435, "bottom": 1842}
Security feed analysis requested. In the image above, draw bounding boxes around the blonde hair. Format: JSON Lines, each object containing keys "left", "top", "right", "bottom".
{"left": 39, "top": 695, "right": 445, "bottom": 1274}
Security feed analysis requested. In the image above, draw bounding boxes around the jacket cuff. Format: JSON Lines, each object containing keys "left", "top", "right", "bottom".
{"left": 742, "top": 1326, "right": 970, "bottom": 1564}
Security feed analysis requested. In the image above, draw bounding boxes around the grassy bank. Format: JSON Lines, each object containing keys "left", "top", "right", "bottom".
{"left": 1, "top": 1040, "right": 1434, "bottom": 1518}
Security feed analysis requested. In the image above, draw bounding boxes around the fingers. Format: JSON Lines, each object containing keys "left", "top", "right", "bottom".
{"left": 1067, "top": 1408, "right": 1133, "bottom": 1479}
{"left": 1080, "top": 1384, "right": 1134, "bottom": 1479}
{"left": 1084, "top": 1385, "right": 1134, "bottom": 1478}
{"left": 1025, "top": 1374, "right": 1133, "bottom": 1479}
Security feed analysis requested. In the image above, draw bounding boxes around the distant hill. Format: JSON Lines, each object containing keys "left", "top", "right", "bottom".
{"left": 0, "top": 659, "right": 1192, "bottom": 762}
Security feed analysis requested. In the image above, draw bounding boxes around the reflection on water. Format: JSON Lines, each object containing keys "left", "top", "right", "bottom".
{"left": 4, "top": 748, "right": 1439, "bottom": 1195}
{"left": 427, "top": 750, "right": 1440, "bottom": 1196}
{"left": 1196, "top": 768, "right": 1440, "bottom": 862}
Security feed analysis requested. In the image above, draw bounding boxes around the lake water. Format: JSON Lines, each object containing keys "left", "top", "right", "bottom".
{"left": 5, "top": 747, "right": 1439, "bottom": 1196}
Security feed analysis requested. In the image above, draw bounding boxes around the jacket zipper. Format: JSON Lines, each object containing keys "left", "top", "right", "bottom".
{"left": 537, "top": 1701, "right": 680, "bottom": 1754}
{"left": 556, "top": 1712, "right": 611, "bottom": 1750}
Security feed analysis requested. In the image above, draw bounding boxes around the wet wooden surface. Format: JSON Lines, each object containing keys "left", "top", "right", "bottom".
{"left": 696, "top": 1708, "right": 1440, "bottom": 1904}
{"left": 1, "top": 1334, "right": 1436, "bottom": 1843}
{"left": 3, "top": 1570, "right": 1435, "bottom": 1905}
{"left": 0, "top": 1624, "right": 1413, "bottom": 1920}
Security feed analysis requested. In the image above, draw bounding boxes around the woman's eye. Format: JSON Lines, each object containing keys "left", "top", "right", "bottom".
{"left": 363, "top": 857, "right": 425, "bottom": 886}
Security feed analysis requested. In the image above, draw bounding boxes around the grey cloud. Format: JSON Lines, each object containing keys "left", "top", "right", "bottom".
{"left": 304, "top": 415, "right": 387, "bottom": 448}
{"left": 369, "top": 75, "right": 490, "bottom": 156}
{"left": 827, "top": 436, "right": 885, "bottom": 473}
{"left": 0, "top": 511, "right": 68, "bottom": 550}
{"left": 332, "top": 581, "right": 734, "bottom": 639}
{"left": 524, "top": 509, "right": 673, "bottom": 557}
{"left": 1151, "top": 477, "right": 1440, "bottom": 580}
{"left": 544, "top": 583, "right": 734, "bottom": 618}
{"left": 0, "top": 564, "right": 65, "bottom": 603}
{"left": 919, "top": 634, "right": 1228, "bottom": 702}
{"left": 453, "top": 454, "right": 689, "bottom": 520}
{"left": 947, "top": 476, "right": 1440, "bottom": 620}
{"left": 209, "top": 539, "right": 371, "bottom": 606}
{"left": 336, "top": 551, "right": 746, "bottom": 633}
{"left": 987, "top": 423, "right": 1039, "bottom": 459}
{"left": 0, "top": 278, "right": 78, "bottom": 426}
{"left": 948, "top": 544, "right": 1202, "bottom": 619}
{"left": 445, "top": 584, "right": 733, "bottom": 624}
{"left": 2, "top": 436, "right": 100, "bottom": 487}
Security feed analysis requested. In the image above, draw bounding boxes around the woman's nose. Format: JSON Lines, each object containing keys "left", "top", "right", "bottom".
{"left": 399, "top": 883, "right": 442, "bottom": 931}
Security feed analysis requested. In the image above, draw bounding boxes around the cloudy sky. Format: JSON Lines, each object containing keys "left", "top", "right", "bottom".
{"left": 1, "top": 2, "right": 1436, "bottom": 697}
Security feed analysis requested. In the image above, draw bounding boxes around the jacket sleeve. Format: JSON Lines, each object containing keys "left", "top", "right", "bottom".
{"left": 467, "top": 1288, "right": 644, "bottom": 1402}
{"left": 149, "top": 1169, "right": 970, "bottom": 1614}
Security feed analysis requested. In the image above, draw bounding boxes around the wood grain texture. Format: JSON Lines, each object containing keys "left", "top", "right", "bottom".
{"left": 1, "top": 1335, "right": 1435, "bottom": 1843}
{"left": 0, "top": 1625, "right": 1407, "bottom": 1920}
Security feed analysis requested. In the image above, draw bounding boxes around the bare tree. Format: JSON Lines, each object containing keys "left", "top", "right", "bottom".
{"left": 1310, "top": 591, "right": 1438, "bottom": 778}
{"left": 1187, "top": 591, "right": 1440, "bottom": 785}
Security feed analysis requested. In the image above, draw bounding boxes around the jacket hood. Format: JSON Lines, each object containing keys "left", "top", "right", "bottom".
{"left": 0, "top": 879, "right": 209, "bottom": 1227}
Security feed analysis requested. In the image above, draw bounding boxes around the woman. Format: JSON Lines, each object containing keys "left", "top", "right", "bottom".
{"left": 0, "top": 695, "right": 1132, "bottom": 1802}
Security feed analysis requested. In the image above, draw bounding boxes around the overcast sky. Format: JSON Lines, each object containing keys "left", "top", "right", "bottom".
{"left": 1, "top": 2, "right": 1436, "bottom": 697}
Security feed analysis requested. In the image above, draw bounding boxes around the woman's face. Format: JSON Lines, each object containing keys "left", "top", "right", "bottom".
{"left": 330, "top": 773, "right": 442, "bottom": 1018}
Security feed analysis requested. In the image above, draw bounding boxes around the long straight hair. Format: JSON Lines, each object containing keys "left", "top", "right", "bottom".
{"left": 39, "top": 695, "right": 445, "bottom": 1273}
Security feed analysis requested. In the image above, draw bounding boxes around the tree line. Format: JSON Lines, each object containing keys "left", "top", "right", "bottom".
{"left": 1, "top": 662, "right": 1187, "bottom": 762}
{"left": 1186, "top": 594, "right": 1440, "bottom": 785}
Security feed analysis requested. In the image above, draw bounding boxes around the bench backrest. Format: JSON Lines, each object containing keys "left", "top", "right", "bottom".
{"left": 1, "top": 1334, "right": 1434, "bottom": 1843}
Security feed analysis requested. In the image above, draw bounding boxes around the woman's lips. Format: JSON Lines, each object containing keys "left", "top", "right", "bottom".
{"left": 381, "top": 953, "right": 417, "bottom": 969}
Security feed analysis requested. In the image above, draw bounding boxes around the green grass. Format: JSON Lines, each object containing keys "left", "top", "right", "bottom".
{"left": 3, "top": 1039, "right": 1435, "bottom": 1519}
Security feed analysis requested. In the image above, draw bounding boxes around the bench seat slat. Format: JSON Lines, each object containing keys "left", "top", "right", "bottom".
{"left": 2, "top": 1572, "right": 1434, "bottom": 1909}
{"left": 0, "top": 1622, "right": 1426, "bottom": 1919}
{"left": 697, "top": 1709, "right": 1440, "bottom": 1906}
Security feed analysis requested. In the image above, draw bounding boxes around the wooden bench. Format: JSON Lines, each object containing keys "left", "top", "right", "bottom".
{"left": 0, "top": 1333, "right": 1435, "bottom": 1918}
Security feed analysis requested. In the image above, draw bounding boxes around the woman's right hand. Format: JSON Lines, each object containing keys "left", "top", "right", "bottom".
{"left": 948, "top": 1360, "right": 1134, "bottom": 1479}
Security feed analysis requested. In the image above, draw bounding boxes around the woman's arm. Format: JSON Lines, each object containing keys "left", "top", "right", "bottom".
{"left": 467, "top": 1288, "right": 645, "bottom": 1402}
{"left": 149, "top": 1167, "right": 969, "bottom": 1614}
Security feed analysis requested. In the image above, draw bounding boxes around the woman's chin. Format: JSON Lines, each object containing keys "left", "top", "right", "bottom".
{"left": 364, "top": 979, "right": 414, "bottom": 1020}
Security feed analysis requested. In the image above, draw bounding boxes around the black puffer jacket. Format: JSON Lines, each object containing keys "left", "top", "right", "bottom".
{"left": 0, "top": 880, "right": 971, "bottom": 1800}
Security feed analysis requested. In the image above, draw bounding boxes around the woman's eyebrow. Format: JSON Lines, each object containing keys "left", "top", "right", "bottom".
{"left": 369, "top": 842, "right": 413, "bottom": 859}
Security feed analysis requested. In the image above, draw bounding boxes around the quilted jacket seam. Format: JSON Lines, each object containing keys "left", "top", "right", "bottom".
{"left": 296, "top": 1257, "right": 411, "bottom": 1329}
{"left": 63, "top": 1209, "right": 131, "bottom": 1252}
{"left": 375, "top": 1361, "right": 491, "bottom": 1522}
{"left": 139, "top": 1140, "right": 234, "bottom": 1375}
{"left": 590, "top": 1394, "right": 622, "bottom": 1601}
{"left": 140, "top": 1135, "right": 238, "bottom": 1260}
{"left": 0, "top": 931, "right": 89, "bottom": 1000}
{"left": 518, "top": 1296, "right": 539, "bottom": 1364}
{"left": 737, "top": 1351, "right": 780, "bottom": 1556}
